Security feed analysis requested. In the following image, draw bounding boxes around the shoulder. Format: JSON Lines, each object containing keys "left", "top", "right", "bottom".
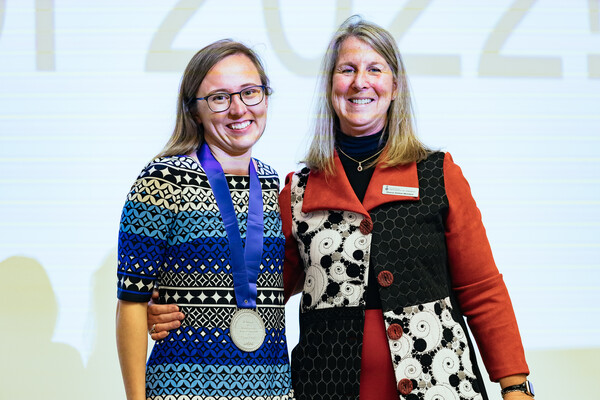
{"left": 418, "top": 150, "right": 447, "bottom": 166}
{"left": 253, "top": 158, "right": 283, "bottom": 192}
{"left": 413, "top": 151, "right": 470, "bottom": 192}
{"left": 280, "top": 166, "right": 311, "bottom": 206}
{"left": 284, "top": 166, "right": 311, "bottom": 186}
{"left": 439, "top": 152, "right": 474, "bottom": 196}
{"left": 143, "top": 155, "right": 198, "bottom": 172}
{"left": 415, "top": 151, "right": 465, "bottom": 174}
{"left": 413, "top": 150, "right": 467, "bottom": 183}
{"left": 438, "top": 151, "right": 463, "bottom": 177}
{"left": 135, "top": 155, "right": 200, "bottom": 185}
{"left": 253, "top": 158, "right": 279, "bottom": 179}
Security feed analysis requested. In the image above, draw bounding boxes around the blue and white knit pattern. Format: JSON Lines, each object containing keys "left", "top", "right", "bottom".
{"left": 118, "top": 155, "right": 293, "bottom": 400}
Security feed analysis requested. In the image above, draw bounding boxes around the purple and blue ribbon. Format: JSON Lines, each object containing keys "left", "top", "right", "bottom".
{"left": 198, "top": 142, "right": 263, "bottom": 309}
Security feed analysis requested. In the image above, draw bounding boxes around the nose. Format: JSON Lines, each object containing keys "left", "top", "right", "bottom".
{"left": 228, "top": 93, "right": 246, "bottom": 117}
{"left": 352, "top": 70, "right": 368, "bottom": 90}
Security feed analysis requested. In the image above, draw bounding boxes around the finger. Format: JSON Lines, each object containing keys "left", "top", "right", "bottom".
{"left": 151, "top": 331, "right": 169, "bottom": 341}
{"left": 148, "top": 311, "right": 185, "bottom": 326}
{"left": 152, "top": 320, "right": 182, "bottom": 335}
{"left": 148, "top": 303, "right": 181, "bottom": 316}
{"left": 148, "top": 290, "right": 160, "bottom": 306}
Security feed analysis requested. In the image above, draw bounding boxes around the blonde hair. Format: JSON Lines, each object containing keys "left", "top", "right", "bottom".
{"left": 305, "top": 16, "right": 429, "bottom": 174}
{"left": 158, "top": 39, "right": 271, "bottom": 158}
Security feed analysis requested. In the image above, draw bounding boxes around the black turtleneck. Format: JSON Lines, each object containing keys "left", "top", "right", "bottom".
{"left": 335, "top": 129, "right": 386, "bottom": 309}
{"left": 335, "top": 129, "right": 386, "bottom": 202}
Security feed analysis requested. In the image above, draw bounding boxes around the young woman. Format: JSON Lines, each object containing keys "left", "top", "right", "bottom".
{"left": 116, "top": 40, "right": 293, "bottom": 400}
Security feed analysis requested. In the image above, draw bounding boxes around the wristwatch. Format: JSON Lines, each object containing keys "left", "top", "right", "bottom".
{"left": 501, "top": 380, "right": 534, "bottom": 398}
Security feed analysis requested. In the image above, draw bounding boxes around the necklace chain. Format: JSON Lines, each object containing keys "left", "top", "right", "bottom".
{"left": 337, "top": 147, "right": 384, "bottom": 172}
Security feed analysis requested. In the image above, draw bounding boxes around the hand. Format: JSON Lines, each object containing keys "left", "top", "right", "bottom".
{"left": 146, "top": 290, "right": 185, "bottom": 341}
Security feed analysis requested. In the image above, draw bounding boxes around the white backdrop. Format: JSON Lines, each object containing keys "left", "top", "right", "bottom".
{"left": 1, "top": 1, "right": 599, "bottom": 399}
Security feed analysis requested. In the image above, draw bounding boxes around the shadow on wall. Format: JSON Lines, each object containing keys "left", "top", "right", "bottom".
{"left": 0, "top": 256, "right": 86, "bottom": 399}
{"left": 0, "top": 254, "right": 125, "bottom": 400}
{"left": 84, "top": 250, "right": 126, "bottom": 399}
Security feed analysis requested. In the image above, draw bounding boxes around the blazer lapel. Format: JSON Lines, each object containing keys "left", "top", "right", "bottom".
{"left": 362, "top": 160, "right": 420, "bottom": 211}
{"left": 302, "top": 153, "right": 421, "bottom": 216}
{"left": 302, "top": 153, "right": 368, "bottom": 217}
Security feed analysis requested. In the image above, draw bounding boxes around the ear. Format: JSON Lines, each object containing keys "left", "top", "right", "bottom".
{"left": 392, "top": 79, "right": 399, "bottom": 99}
{"left": 193, "top": 110, "right": 203, "bottom": 126}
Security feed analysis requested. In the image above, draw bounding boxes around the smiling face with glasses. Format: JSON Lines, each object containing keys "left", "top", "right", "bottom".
{"left": 194, "top": 53, "right": 270, "bottom": 163}
{"left": 197, "top": 85, "right": 269, "bottom": 113}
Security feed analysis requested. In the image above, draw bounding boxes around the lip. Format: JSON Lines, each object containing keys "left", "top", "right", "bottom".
{"left": 347, "top": 98, "right": 374, "bottom": 105}
{"left": 227, "top": 120, "right": 253, "bottom": 131}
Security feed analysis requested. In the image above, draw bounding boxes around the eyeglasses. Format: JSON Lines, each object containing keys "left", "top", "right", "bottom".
{"left": 196, "top": 85, "right": 270, "bottom": 113}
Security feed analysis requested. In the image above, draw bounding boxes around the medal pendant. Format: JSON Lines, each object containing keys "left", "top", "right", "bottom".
{"left": 229, "top": 309, "right": 266, "bottom": 352}
{"left": 357, "top": 164, "right": 363, "bottom": 172}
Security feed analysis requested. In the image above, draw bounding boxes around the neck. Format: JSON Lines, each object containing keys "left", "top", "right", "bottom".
{"left": 206, "top": 144, "right": 252, "bottom": 175}
{"left": 336, "top": 128, "right": 385, "bottom": 157}
{"left": 339, "top": 120, "right": 386, "bottom": 138}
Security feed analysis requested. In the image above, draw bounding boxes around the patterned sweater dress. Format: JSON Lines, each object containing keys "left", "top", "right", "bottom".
{"left": 117, "top": 155, "right": 294, "bottom": 400}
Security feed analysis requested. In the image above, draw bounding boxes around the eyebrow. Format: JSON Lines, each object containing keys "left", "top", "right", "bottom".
{"left": 336, "top": 60, "right": 386, "bottom": 67}
{"left": 205, "top": 83, "right": 261, "bottom": 95}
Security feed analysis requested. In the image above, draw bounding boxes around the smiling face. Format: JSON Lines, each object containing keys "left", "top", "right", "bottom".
{"left": 331, "top": 36, "right": 397, "bottom": 137}
{"left": 195, "top": 53, "right": 267, "bottom": 159}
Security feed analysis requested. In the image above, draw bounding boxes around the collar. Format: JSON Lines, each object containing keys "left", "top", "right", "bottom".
{"left": 335, "top": 128, "right": 385, "bottom": 157}
{"left": 302, "top": 151, "right": 420, "bottom": 216}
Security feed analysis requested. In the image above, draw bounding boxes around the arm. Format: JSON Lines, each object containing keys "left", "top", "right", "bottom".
{"left": 116, "top": 300, "right": 148, "bottom": 400}
{"left": 443, "top": 153, "right": 530, "bottom": 383}
{"left": 147, "top": 290, "right": 185, "bottom": 340}
{"left": 279, "top": 172, "right": 305, "bottom": 303}
{"left": 116, "top": 160, "right": 181, "bottom": 394}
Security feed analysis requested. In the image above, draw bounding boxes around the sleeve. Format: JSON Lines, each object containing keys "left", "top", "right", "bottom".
{"left": 279, "top": 171, "right": 305, "bottom": 303}
{"left": 117, "top": 161, "right": 181, "bottom": 302}
{"left": 443, "top": 152, "right": 529, "bottom": 381}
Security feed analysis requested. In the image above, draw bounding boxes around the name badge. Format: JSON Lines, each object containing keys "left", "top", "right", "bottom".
{"left": 382, "top": 185, "right": 419, "bottom": 198}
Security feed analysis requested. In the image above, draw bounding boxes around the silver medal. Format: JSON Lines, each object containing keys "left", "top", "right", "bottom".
{"left": 229, "top": 309, "right": 266, "bottom": 352}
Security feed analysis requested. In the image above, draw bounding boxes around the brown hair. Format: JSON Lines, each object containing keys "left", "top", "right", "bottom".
{"left": 158, "top": 39, "right": 271, "bottom": 157}
{"left": 305, "top": 16, "right": 429, "bottom": 174}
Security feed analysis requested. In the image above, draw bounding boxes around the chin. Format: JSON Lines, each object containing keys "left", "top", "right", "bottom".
{"left": 233, "top": 138, "right": 260, "bottom": 152}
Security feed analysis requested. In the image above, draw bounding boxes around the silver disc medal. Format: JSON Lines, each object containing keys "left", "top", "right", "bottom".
{"left": 230, "top": 309, "right": 266, "bottom": 352}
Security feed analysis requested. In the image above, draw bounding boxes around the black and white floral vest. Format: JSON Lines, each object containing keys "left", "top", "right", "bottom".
{"left": 288, "top": 152, "right": 488, "bottom": 400}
